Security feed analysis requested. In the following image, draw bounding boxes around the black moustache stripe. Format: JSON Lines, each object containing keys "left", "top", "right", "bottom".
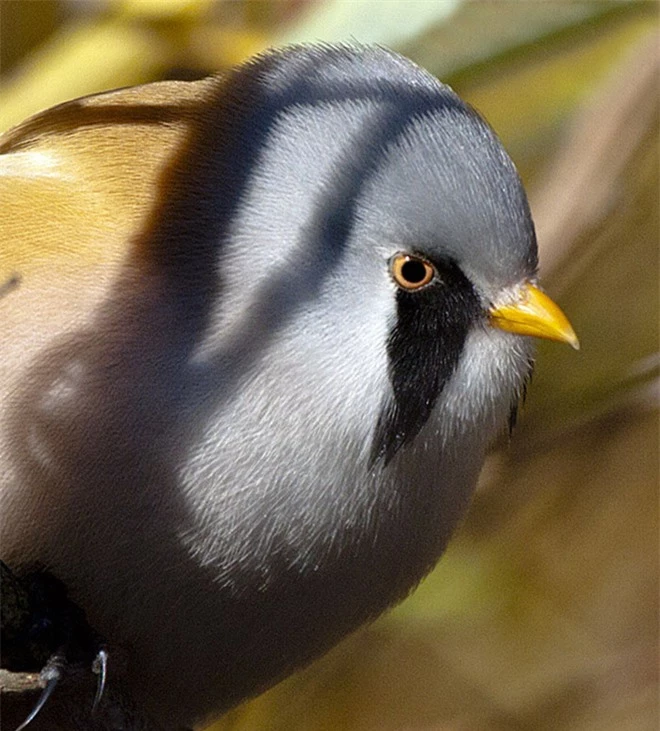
{"left": 372, "top": 258, "right": 482, "bottom": 465}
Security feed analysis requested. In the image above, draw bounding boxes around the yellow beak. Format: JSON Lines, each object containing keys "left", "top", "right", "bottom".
{"left": 489, "top": 282, "right": 579, "bottom": 349}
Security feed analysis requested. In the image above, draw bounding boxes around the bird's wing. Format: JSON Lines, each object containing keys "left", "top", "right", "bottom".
{"left": 0, "top": 79, "right": 212, "bottom": 387}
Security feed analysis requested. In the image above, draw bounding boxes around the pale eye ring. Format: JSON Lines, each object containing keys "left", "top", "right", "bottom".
{"left": 390, "top": 253, "right": 435, "bottom": 290}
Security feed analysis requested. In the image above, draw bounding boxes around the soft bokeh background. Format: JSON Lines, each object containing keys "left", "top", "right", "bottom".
{"left": 1, "top": 1, "right": 657, "bottom": 729}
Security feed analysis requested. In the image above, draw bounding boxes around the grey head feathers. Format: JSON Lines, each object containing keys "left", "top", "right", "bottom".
{"left": 180, "top": 43, "right": 537, "bottom": 467}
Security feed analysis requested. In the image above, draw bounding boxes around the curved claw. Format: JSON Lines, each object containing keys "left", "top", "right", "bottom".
{"left": 91, "top": 647, "right": 108, "bottom": 713}
{"left": 14, "top": 665, "right": 62, "bottom": 731}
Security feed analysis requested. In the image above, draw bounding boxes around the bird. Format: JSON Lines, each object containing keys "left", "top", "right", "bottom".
{"left": 0, "top": 43, "right": 578, "bottom": 730}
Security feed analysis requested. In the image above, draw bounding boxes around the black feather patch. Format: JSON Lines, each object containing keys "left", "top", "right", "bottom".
{"left": 372, "top": 257, "right": 481, "bottom": 464}
{"left": 508, "top": 357, "right": 534, "bottom": 436}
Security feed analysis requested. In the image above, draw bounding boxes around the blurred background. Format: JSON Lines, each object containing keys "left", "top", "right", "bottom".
{"left": 1, "top": 1, "right": 657, "bottom": 729}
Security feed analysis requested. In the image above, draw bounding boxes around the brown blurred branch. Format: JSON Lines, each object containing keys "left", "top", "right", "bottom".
{"left": 0, "top": 667, "right": 42, "bottom": 693}
{"left": 532, "top": 30, "right": 659, "bottom": 280}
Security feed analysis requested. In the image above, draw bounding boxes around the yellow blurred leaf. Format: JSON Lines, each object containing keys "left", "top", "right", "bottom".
{"left": 0, "top": 19, "right": 166, "bottom": 132}
{"left": 116, "top": 0, "right": 215, "bottom": 20}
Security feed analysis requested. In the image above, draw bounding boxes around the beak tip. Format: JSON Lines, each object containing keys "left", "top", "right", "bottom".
{"left": 561, "top": 322, "right": 580, "bottom": 351}
{"left": 489, "top": 283, "right": 580, "bottom": 351}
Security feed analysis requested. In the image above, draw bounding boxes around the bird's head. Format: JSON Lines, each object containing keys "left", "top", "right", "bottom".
{"left": 184, "top": 44, "right": 577, "bottom": 473}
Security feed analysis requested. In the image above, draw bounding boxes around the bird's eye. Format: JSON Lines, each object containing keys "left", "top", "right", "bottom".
{"left": 390, "top": 253, "right": 435, "bottom": 290}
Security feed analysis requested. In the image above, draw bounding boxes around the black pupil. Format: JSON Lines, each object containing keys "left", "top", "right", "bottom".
{"left": 401, "top": 259, "right": 427, "bottom": 284}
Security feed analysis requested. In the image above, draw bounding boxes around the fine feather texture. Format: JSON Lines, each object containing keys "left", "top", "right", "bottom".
{"left": 1, "top": 44, "right": 536, "bottom": 729}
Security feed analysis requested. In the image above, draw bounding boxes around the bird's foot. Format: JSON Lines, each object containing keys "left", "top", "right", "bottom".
{"left": 91, "top": 645, "right": 109, "bottom": 713}
{"left": 1, "top": 562, "right": 108, "bottom": 728}
{"left": 14, "top": 650, "right": 65, "bottom": 730}
{"left": 13, "top": 646, "right": 109, "bottom": 729}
